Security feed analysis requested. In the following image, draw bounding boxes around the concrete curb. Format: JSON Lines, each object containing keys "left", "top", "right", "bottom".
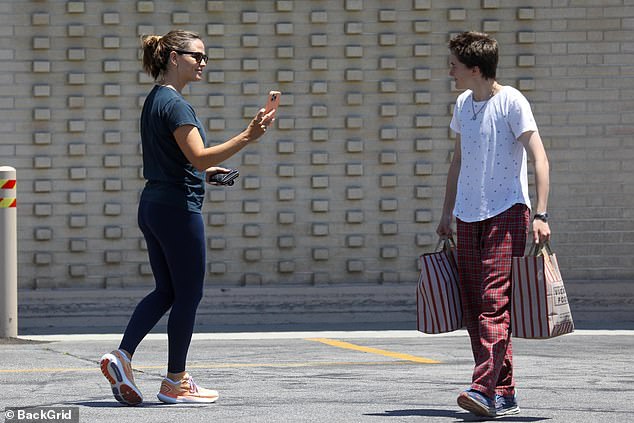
{"left": 16, "top": 280, "right": 634, "bottom": 335}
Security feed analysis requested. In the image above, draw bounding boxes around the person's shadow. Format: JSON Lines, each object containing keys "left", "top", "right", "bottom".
{"left": 70, "top": 400, "right": 205, "bottom": 409}
{"left": 364, "top": 408, "right": 551, "bottom": 422}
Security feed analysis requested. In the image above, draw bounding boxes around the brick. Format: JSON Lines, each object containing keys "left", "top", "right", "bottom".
{"left": 207, "top": 23, "right": 224, "bottom": 35}
{"left": 137, "top": 1, "right": 154, "bottom": 13}
{"left": 380, "top": 174, "right": 397, "bottom": 187}
{"left": 241, "top": 12, "right": 258, "bottom": 24}
{"left": 346, "top": 187, "right": 364, "bottom": 200}
{"left": 33, "top": 61, "right": 50, "bottom": 73}
{"left": 277, "top": 188, "right": 295, "bottom": 201}
{"left": 32, "top": 13, "right": 49, "bottom": 25}
{"left": 345, "top": 0, "right": 363, "bottom": 11}
{"left": 448, "top": 9, "right": 466, "bottom": 21}
{"left": 311, "top": 11, "right": 328, "bottom": 23}
{"left": 347, "top": 260, "right": 364, "bottom": 272}
{"left": 346, "top": 22, "right": 363, "bottom": 34}
{"left": 346, "top": 210, "right": 364, "bottom": 223}
{"left": 518, "top": 8, "right": 535, "bottom": 20}
{"left": 311, "top": 152, "right": 328, "bottom": 165}
{"left": 207, "top": 1, "right": 223, "bottom": 12}
{"left": 32, "top": 37, "right": 50, "bottom": 49}
{"left": 347, "top": 235, "right": 364, "bottom": 248}
{"left": 103, "top": 13, "right": 120, "bottom": 25}
{"left": 311, "top": 175, "right": 329, "bottom": 188}
{"left": 482, "top": 20, "right": 500, "bottom": 33}
{"left": 172, "top": 12, "right": 190, "bottom": 24}
{"left": 311, "top": 34, "right": 328, "bottom": 47}
{"left": 311, "top": 223, "right": 329, "bottom": 236}
{"left": 312, "top": 248, "right": 330, "bottom": 261}
{"left": 278, "top": 261, "right": 295, "bottom": 273}
{"left": 277, "top": 46, "right": 294, "bottom": 58}
{"left": 67, "top": 2, "right": 85, "bottom": 13}
{"left": 68, "top": 96, "right": 85, "bottom": 108}
{"left": 276, "top": 23, "right": 293, "bottom": 35}
{"left": 277, "top": 0, "right": 293, "bottom": 12}
{"left": 68, "top": 143, "right": 85, "bottom": 156}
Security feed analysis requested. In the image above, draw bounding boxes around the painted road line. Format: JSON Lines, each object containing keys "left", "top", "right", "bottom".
{"left": 306, "top": 338, "right": 441, "bottom": 364}
{"left": 0, "top": 360, "right": 418, "bottom": 374}
{"left": 20, "top": 330, "right": 462, "bottom": 343}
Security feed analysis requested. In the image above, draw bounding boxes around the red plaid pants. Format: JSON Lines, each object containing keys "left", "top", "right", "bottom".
{"left": 456, "top": 204, "right": 529, "bottom": 398}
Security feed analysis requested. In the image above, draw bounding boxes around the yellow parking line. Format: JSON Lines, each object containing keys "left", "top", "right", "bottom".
{"left": 306, "top": 338, "right": 441, "bottom": 364}
{"left": 0, "top": 360, "right": 420, "bottom": 374}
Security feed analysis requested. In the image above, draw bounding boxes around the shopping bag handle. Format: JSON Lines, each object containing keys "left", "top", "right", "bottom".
{"left": 435, "top": 236, "right": 456, "bottom": 252}
{"left": 528, "top": 241, "right": 554, "bottom": 257}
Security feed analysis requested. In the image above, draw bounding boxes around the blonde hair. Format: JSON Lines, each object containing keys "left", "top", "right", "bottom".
{"left": 141, "top": 30, "right": 202, "bottom": 80}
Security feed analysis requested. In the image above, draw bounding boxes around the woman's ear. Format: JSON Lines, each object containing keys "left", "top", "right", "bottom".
{"left": 168, "top": 50, "right": 179, "bottom": 67}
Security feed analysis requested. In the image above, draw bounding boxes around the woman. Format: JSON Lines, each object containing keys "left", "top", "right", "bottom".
{"left": 437, "top": 31, "right": 551, "bottom": 417}
{"left": 99, "top": 29, "right": 274, "bottom": 406}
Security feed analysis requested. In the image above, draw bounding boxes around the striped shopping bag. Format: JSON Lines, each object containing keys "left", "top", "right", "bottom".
{"left": 416, "top": 237, "right": 464, "bottom": 334}
{"left": 511, "top": 242, "right": 574, "bottom": 339}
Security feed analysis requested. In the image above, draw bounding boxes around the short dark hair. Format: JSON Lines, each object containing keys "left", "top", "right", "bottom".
{"left": 448, "top": 31, "right": 498, "bottom": 80}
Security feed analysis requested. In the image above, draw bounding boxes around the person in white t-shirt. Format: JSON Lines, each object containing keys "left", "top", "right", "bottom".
{"left": 436, "top": 31, "right": 551, "bottom": 418}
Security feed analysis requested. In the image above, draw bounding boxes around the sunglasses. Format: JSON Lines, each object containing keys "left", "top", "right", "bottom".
{"left": 174, "top": 50, "right": 208, "bottom": 64}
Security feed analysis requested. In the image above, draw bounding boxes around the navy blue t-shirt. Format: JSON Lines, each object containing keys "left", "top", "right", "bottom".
{"left": 140, "top": 85, "right": 206, "bottom": 213}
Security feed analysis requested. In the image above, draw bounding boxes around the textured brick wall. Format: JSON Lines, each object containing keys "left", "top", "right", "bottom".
{"left": 1, "top": 0, "right": 633, "bottom": 288}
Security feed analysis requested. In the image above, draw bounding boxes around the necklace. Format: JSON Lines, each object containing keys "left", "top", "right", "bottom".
{"left": 470, "top": 87, "right": 496, "bottom": 120}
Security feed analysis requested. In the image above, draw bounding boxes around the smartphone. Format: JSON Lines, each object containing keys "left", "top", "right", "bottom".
{"left": 264, "top": 90, "right": 281, "bottom": 114}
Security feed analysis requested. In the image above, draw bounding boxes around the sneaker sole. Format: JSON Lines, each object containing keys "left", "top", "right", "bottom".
{"left": 457, "top": 393, "right": 495, "bottom": 417}
{"left": 157, "top": 392, "right": 219, "bottom": 404}
{"left": 496, "top": 405, "right": 521, "bottom": 416}
{"left": 100, "top": 353, "right": 143, "bottom": 406}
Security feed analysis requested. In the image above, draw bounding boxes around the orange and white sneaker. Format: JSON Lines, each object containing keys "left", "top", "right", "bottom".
{"left": 99, "top": 349, "right": 143, "bottom": 406}
{"left": 157, "top": 373, "right": 219, "bottom": 404}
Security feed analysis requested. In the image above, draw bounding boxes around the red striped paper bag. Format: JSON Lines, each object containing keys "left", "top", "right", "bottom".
{"left": 511, "top": 243, "right": 574, "bottom": 339}
{"left": 416, "top": 238, "right": 463, "bottom": 334}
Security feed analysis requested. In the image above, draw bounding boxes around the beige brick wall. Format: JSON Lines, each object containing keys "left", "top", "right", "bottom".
{"left": 1, "top": 0, "right": 633, "bottom": 288}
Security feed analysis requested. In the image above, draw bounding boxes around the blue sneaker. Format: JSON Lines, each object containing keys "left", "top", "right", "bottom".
{"left": 495, "top": 394, "right": 520, "bottom": 416}
{"left": 457, "top": 389, "right": 495, "bottom": 417}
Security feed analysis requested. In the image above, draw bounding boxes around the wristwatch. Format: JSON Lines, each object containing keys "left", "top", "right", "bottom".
{"left": 533, "top": 212, "right": 549, "bottom": 223}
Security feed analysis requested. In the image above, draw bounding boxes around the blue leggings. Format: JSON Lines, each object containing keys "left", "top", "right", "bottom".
{"left": 119, "top": 200, "right": 205, "bottom": 373}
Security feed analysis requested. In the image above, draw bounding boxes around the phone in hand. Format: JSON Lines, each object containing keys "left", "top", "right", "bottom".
{"left": 264, "top": 90, "right": 281, "bottom": 115}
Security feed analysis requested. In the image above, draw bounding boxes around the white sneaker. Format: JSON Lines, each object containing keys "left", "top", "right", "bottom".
{"left": 100, "top": 350, "right": 143, "bottom": 406}
{"left": 157, "top": 373, "right": 219, "bottom": 404}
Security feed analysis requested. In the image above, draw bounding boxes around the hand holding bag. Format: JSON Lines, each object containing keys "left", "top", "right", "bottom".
{"left": 416, "top": 237, "right": 463, "bottom": 334}
{"left": 511, "top": 242, "right": 574, "bottom": 339}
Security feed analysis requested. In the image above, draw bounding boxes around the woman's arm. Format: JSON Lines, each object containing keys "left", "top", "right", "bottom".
{"left": 174, "top": 109, "right": 274, "bottom": 171}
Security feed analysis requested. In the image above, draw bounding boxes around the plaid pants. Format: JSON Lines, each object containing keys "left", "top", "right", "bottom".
{"left": 456, "top": 204, "right": 529, "bottom": 398}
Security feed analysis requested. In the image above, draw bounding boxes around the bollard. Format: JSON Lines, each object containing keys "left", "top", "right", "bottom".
{"left": 0, "top": 166, "right": 17, "bottom": 338}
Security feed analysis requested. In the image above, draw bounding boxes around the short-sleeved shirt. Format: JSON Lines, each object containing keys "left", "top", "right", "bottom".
{"left": 449, "top": 86, "right": 538, "bottom": 222}
{"left": 140, "top": 85, "right": 206, "bottom": 213}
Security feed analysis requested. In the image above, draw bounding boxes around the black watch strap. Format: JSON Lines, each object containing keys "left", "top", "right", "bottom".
{"left": 533, "top": 212, "right": 549, "bottom": 222}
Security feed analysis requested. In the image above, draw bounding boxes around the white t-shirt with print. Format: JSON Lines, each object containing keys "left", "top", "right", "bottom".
{"left": 449, "top": 86, "right": 538, "bottom": 223}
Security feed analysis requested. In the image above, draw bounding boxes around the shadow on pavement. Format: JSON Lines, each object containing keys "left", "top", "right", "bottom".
{"left": 364, "top": 408, "right": 551, "bottom": 422}
{"left": 71, "top": 400, "right": 210, "bottom": 409}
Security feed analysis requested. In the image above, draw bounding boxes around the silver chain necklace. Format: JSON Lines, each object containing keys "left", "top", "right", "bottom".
{"left": 470, "top": 88, "right": 496, "bottom": 120}
{"left": 470, "top": 96, "right": 490, "bottom": 120}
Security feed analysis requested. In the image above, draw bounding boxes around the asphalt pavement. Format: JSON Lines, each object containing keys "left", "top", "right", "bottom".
{"left": 3, "top": 282, "right": 633, "bottom": 422}
{"left": 2, "top": 329, "right": 633, "bottom": 423}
